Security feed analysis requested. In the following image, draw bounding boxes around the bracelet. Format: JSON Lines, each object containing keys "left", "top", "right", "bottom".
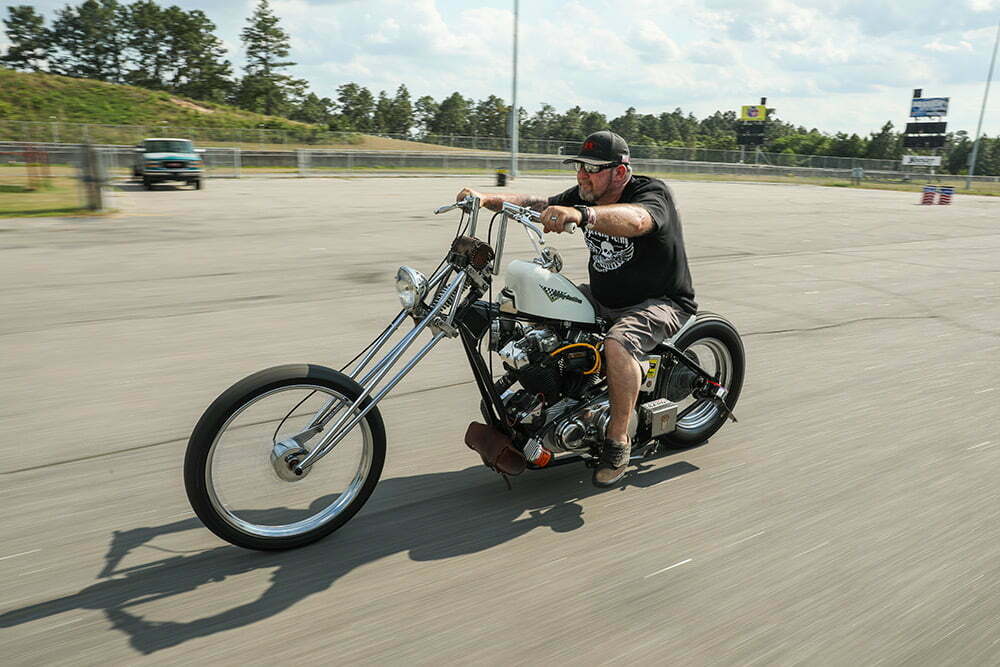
{"left": 573, "top": 204, "right": 595, "bottom": 230}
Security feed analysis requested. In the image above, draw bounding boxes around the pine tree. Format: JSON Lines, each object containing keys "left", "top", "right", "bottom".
{"left": 168, "top": 8, "right": 232, "bottom": 102}
{"left": 237, "top": 0, "right": 307, "bottom": 116}
{"left": 336, "top": 83, "right": 375, "bottom": 131}
{"left": 471, "top": 95, "right": 509, "bottom": 138}
{"left": 865, "top": 121, "right": 901, "bottom": 160}
{"left": 430, "top": 92, "right": 471, "bottom": 135}
{"left": 2, "top": 5, "right": 49, "bottom": 72}
{"left": 385, "top": 84, "right": 413, "bottom": 134}
{"left": 413, "top": 95, "right": 439, "bottom": 136}
{"left": 122, "top": 0, "right": 170, "bottom": 89}
{"left": 49, "top": 0, "right": 126, "bottom": 82}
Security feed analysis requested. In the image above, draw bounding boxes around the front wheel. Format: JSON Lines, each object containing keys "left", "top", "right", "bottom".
{"left": 655, "top": 312, "right": 745, "bottom": 448}
{"left": 184, "top": 364, "right": 386, "bottom": 550}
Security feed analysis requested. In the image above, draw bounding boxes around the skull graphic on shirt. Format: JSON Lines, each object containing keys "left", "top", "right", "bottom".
{"left": 585, "top": 230, "right": 634, "bottom": 272}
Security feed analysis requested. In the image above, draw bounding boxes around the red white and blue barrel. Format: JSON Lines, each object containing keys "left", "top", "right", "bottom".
{"left": 921, "top": 185, "right": 937, "bottom": 205}
{"left": 938, "top": 186, "right": 954, "bottom": 205}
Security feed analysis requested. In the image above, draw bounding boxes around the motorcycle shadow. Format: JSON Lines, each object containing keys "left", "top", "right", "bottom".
{"left": 0, "top": 458, "right": 697, "bottom": 654}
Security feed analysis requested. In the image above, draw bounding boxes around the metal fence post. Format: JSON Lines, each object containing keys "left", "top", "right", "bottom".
{"left": 234, "top": 147, "right": 241, "bottom": 178}
{"left": 297, "top": 148, "right": 308, "bottom": 177}
{"left": 80, "top": 144, "right": 105, "bottom": 211}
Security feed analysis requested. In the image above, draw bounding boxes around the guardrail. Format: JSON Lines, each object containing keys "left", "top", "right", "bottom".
{"left": 3, "top": 142, "right": 998, "bottom": 187}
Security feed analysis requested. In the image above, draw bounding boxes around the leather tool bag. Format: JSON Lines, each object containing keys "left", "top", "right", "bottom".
{"left": 464, "top": 421, "right": 526, "bottom": 476}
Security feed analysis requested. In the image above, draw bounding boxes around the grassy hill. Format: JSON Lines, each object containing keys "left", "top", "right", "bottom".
{"left": 0, "top": 68, "right": 466, "bottom": 151}
{"left": 0, "top": 68, "right": 317, "bottom": 130}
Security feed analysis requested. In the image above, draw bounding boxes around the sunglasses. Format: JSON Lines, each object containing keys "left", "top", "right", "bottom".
{"left": 572, "top": 161, "right": 620, "bottom": 174}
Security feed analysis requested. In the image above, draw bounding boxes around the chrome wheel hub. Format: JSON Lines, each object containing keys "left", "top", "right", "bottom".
{"left": 270, "top": 439, "right": 311, "bottom": 482}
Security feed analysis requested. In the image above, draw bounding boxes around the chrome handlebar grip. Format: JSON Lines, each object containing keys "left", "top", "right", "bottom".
{"left": 434, "top": 195, "right": 476, "bottom": 215}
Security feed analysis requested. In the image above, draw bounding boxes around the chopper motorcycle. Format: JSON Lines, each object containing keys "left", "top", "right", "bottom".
{"left": 184, "top": 196, "right": 745, "bottom": 550}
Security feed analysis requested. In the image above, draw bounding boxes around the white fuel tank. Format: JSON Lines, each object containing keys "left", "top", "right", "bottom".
{"left": 503, "top": 259, "right": 596, "bottom": 324}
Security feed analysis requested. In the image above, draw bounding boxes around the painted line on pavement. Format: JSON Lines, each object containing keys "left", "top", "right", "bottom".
{"left": 0, "top": 549, "right": 40, "bottom": 561}
{"left": 967, "top": 441, "right": 995, "bottom": 451}
{"left": 645, "top": 558, "right": 692, "bottom": 578}
{"left": 725, "top": 531, "right": 765, "bottom": 548}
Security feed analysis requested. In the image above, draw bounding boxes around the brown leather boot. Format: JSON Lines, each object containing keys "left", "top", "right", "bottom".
{"left": 593, "top": 439, "right": 630, "bottom": 487}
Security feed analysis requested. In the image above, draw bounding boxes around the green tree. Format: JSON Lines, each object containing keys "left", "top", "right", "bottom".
{"left": 122, "top": 0, "right": 170, "bottom": 89}
{"left": 291, "top": 92, "right": 333, "bottom": 124}
{"left": 372, "top": 90, "right": 393, "bottom": 132}
{"left": 384, "top": 84, "right": 413, "bottom": 134}
{"left": 944, "top": 131, "right": 971, "bottom": 174}
{"left": 167, "top": 8, "right": 232, "bottom": 101}
{"left": 1, "top": 5, "right": 49, "bottom": 72}
{"left": 828, "top": 132, "right": 866, "bottom": 158}
{"left": 865, "top": 121, "right": 901, "bottom": 160}
{"left": 523, "top": 102, "right": 557, "bottom": 139}
{"left": 49, "top": 0, "right": 127, "bottom": 82}
{"left": 609, "top": 107, "right": 640, "bottom": 141}
{"left": 580, "top": 110, "right": 609, "bottom": 138}
{"left": 336, "top": 82, "right": 375, "bottom": 131}
{"left": 237, "top": 0, "right": 307, "bottom": 115}
{"left": 429, "top": 92, "right": 471, "bottom": 135}
{"left": 413, "top": 94, "right": 439, "bottom": 136}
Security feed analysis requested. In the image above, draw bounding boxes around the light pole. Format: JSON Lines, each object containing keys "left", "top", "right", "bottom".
{"left": 510, "top": 0, "right": 519, "bottom": 179}
{"left": 966, "top": 18, "right": 1000, "bottom": 189}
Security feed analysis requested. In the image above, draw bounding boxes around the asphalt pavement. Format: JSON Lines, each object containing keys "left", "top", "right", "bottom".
{"left": 1, "top": 176, "right": 998, "bottom": 664}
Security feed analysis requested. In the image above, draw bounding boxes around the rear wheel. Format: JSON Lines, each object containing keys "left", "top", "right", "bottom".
{"left": 655, "top": 313, "right": 745, "bottom": 448}
{"left": 184, "top": 364, "right": 386, "bottom": 550}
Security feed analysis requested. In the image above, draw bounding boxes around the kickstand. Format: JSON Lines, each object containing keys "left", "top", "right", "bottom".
{"left": 715, "top": 398, "right": 739, "bottom": 423}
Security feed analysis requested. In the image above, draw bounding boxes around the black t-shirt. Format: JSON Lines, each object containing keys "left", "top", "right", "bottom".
{"left": 548, "top": 175, "right": 697, "bottom": 313}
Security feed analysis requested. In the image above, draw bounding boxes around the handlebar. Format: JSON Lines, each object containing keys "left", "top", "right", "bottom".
{"left": 434, "top": 197, "right": 572, "bottom": 277}
{"left": 501, "top": 201, "right": 576, "bottom": 235}
{"left": 434, "top": 195, "right": 474, "bottom": 215}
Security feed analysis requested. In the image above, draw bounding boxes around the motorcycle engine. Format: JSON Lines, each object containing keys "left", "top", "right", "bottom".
{"left": 493, "top": 322, "right": 608, "bottom": 453}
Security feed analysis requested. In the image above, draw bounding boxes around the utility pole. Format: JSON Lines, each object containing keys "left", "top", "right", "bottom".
{"left": 510, "top": 0, "right": 520, "bottom": 179}
{"left": 967, "top": 18, "right": 1000, "bottom": 189}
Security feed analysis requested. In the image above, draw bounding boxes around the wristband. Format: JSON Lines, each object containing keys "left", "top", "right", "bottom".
{"left": 572, "top": 205, "right": 594, "bottom": 230}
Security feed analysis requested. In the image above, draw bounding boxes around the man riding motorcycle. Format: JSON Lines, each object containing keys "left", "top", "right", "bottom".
{"left": 457, "top": 130, "right": 697, "bottom": 487}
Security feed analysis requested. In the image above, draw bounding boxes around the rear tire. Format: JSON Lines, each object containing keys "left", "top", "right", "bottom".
{"left": 655, "top": 312, "right": 745, "bottom": 448}
{"left": 184, "top": 364, "right": 386, "bottom": 550}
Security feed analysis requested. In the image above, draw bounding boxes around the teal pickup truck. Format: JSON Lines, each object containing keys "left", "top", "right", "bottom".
{"left": 133, "top": 137, "right": 205, "bottom": 190}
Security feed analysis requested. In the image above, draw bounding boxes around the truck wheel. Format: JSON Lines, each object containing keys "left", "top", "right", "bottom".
{"left": 194, "top": 178, "right": 203, "bottom": 190}
{"left": 143, "top": 177, "right": 153, "bottom": 190}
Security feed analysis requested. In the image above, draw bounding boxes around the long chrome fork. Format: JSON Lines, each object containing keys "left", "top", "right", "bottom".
{"left": 292, "top": 270, "right": 468, "bottom": 474}
{"left": 298, "top": 263, "right": 455, "bottom": 432}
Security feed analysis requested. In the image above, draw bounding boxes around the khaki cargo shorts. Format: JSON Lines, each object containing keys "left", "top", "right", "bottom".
{"left": 578, "top": 284, "right": 687, "bottom": 361}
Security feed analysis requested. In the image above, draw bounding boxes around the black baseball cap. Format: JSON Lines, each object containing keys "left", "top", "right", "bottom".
{"left": 562, "top": 130, "right": 630, "bottom": 166}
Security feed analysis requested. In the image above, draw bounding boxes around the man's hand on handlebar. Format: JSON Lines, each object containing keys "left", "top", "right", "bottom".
{"left": 456, "top": 188, "right": 502, "bottom": 212}
{"left": 539, "top": 205, "right": 582, "bottom": 233}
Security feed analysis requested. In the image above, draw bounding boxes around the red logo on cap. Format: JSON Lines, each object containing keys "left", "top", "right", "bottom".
{"left": 583, "top": 141, "right": 595, "bottom": 150}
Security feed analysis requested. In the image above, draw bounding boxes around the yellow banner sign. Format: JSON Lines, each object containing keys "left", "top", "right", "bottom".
{"left": 741, "top": 105, "right": 767, "bottom": 121}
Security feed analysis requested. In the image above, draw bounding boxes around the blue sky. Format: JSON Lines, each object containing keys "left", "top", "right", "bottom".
{"left": 6, "top": 0, "right": 1000, "bottom": 136}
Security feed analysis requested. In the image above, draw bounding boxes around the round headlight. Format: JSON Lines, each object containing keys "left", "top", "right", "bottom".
{"left": 395, "top": 266, "right": 427, "bottom": 311}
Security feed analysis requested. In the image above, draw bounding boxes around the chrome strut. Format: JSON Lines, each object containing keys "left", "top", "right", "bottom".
{"left": 293, "top": 270, "right": 467, "bottom": 473}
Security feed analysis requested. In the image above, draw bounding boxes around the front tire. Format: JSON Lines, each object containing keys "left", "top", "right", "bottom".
{"left": 184, "top": 364, "right": 386, "bottom": 550}
{"left": 656, "top": 313, "right": 745, "bottom": 448}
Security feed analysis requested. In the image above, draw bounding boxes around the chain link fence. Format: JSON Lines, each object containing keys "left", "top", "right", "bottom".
{"left": 1, "top": 119, "right": 912, "bottom": 172}
{"left": 2, "top": 140, "right": 997, "bottom": 217}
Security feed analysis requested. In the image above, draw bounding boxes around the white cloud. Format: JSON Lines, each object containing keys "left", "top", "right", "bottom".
{"left": 7, "top": 0, "right": 1000, "bottom": 136}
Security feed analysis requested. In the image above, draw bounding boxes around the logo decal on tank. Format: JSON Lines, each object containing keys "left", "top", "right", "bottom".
{"left": 539, "top": 285, "right": 583, "bottom": 304}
